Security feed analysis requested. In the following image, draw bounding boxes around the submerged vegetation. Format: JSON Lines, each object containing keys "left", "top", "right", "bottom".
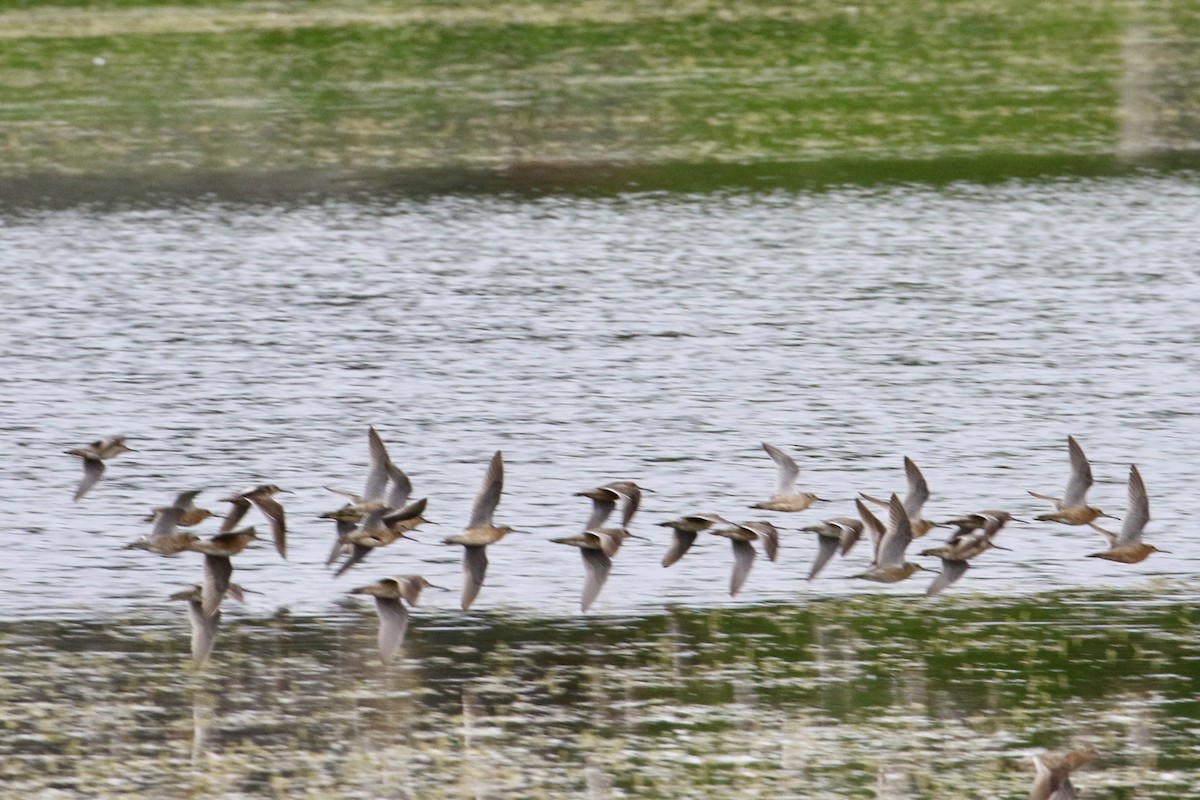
{"left": 0, "top": 0, "right": 1197, "bottom": 197}
{"left": 2, "top": 589, "right": 1200, "bottom": 797}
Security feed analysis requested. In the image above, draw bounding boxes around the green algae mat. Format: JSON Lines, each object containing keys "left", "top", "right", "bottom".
{"left": 0, "top": 0, "right": 1198, "bottom": 196}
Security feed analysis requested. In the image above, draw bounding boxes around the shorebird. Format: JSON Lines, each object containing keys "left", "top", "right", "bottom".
{"left": 855, "top": 498, "right": 887, "bottom": 560}
{"left": 333, "top": 497, "right": 430, "bottom": 577}
{"left": 1029, "top": 747, "right": 1098, "bottom": 800}
{"left": 1088, "top": 465, "right": 1162, "bottom": 563}
{"left": 921, "top": 510, "right": 1013, "bottom": 596}
{"left": 710, "top": 520, "right": 780, "bottom": 596}
{"left": 442, "top": 451, "right": 512, "bottom": 611}
{"left": 580, "top": 482, "right": 648, "bottom": 556}
{"left": 145, "top": 490, "right": 217, "bottom": 528}
{"left": 551, "top": 528, "right": 616, "bottom": 612}
{"left": 65, "top": 435, "right": 133, "bottom": 501}
{"left": 324, "top": 426, "right": 424, "bottom": 565}
{"left": 170, "top": 585, "right": 221, "bottom": 668}
{"left": 751, "top": 442, "right": 824, "bottom": 512}
{"left": 553, "top": 483, "right": 645, "bottom": 612}
{"left": 189, "top": 527, "right": 260, "bottom": 617}
{"left": 125, "top": 505, "right": 200, "bottom": 555}
{"left": 221, "top": 485, "right": 288, "bottom": 559}
{"left": 801, "top": 516, "right": 865, "bottom": 580}
{"left": 576, "top": 481, "right": 644, "bottom": 529}
{"left": 349, "top": 575, "right": 443, "bottom": 663}
{"left": 126, "top": 507, "right": 258, "bottom": 617}
{"left": 554, "top": 488, "right": 618, "bottom": 612}
{"left": 855, "top": 495, "right": 922, "bottom": 584}
{"left": 322, "top": 504, "right": 363, "bottom": 566}
{"left": 1031, "top": 436, "right": 1113, "bottom": 526}
{"left": 324, "top": 494, "right": 432, "bottom": 568}
{"left": 659, "top": 513, "right": 726, "bottom": 567}
{"left": 326, "top": 426, "right": 415, "bottom": 512}
{"left": 940, "top": 509, "right": 1022, "bottom": 535}
{"left": 570, "top": 481, "right": 646, "bottom": 557}
{"left": 170, "top": 582, "right": 250, "bottom": 667}
{"left": 862, "top": 456, "right": 935, "bottom": 537}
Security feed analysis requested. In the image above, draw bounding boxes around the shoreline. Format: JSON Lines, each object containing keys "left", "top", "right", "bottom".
{"left": 4, "top": 153, "right": 1200, "bottom": 209}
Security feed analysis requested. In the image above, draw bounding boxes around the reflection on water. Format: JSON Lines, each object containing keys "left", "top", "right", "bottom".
{"left": 2, "top": 593, "right": 1199, "bottom": 797}
{"left": 190, "top": 689, "right": 216, "bottom": 764}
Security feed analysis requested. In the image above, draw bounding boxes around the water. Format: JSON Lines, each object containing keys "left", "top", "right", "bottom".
{"left": 2, "top": 174, "right": 1200, "bottom": 796}
{"left": 3, "top": 174, "right": 1199, "bottom": 619}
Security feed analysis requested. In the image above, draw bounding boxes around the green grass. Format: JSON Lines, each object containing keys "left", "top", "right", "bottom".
{"left": 0, "top": 0, "right": 1195, "bottom": 191}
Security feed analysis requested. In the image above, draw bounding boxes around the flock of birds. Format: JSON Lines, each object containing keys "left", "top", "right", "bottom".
{"left": 65, "top": 429, "right": 1150, "bottom": 797}
{"left": 65, "top": 429, "right": 1159, "bottom": 666}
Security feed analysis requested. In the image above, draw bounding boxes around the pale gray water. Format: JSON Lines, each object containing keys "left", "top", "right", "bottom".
{"left": 3, "top": 174, "right": 1200, "bottom": 621}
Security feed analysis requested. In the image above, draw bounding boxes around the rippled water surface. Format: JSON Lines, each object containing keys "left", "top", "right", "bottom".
{"left": 4, "top": 175, "right": 1199, "bottom": 618}
{"left": 2, "top": 175, "right": 1200, "bottom": 796}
